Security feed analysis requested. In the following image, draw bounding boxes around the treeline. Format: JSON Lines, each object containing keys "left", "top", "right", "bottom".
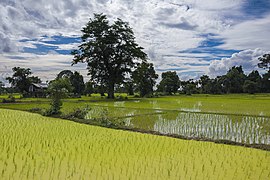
{"left": 157, "top": 66, "right": 270, "bottom": 95}
{"left": 1, "top": 63, "right": 270, "bottom": 98}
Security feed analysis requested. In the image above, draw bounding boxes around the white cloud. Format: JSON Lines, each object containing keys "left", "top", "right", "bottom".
{"left": 0, "top": 53, "right": 89, "bottom": 84}
{"left": 0, "top": 0, "right": 269, "bottom": 81}
{"left": 208, "top": 49, "right": 268, "bottom": 77}
{"left": 218, "top": 14, "right": 270, "bottom": 51}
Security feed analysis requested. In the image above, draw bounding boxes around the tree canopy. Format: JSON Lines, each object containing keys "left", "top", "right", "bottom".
{"left": 157, "top": 71, "right": 180, "bottom": 94}
{"left": 46, "top": 78, "right": 73, "bottom": 115}
{"left": 132, "top": 62, "right": 158, "bottom": 97}
{"left": 6, "top": 67, "right": 41, "bottom": 95}
{"left": 72, "top": 13, "right": 147, "bottom": 99}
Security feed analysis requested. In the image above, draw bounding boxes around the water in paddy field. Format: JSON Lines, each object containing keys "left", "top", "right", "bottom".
{"left": 85, "top": 104, "right": 270, "bottom": 145}
{"left": 122, "top": 112, "right": 270, "bottom": 145}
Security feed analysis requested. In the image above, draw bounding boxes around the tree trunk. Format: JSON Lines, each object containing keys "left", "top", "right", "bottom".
{"left": 108, "top": 82, "right": 115, "bottom": 99}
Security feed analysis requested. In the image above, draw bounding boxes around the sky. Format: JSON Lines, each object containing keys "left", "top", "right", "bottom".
{"left": 0, "top": 0, "right": 270, "bottom": 85}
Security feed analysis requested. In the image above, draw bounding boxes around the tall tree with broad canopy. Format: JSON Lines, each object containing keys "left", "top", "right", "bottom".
{"left": 132, "top": 62, "right": 158, "bottom": 97}
{"left": 72, "top": 13, "right": 147, "bottom": 99}
{"left": 6, "top": 67, "right": 41, "bottom": 94}
{"left": 157, "top": 71, "right": 180, "bottom": 94}
{"left": 70, "top": 71, "right": 85, "bottom": 96}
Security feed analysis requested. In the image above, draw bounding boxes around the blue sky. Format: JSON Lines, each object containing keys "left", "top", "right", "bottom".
{"left": 0, "top": 0, "right": 270, "bottom": 83}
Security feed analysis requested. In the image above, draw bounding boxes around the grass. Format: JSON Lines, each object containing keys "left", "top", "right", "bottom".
{"left": 0, "top": 109, "right": 269, "bottom": 179}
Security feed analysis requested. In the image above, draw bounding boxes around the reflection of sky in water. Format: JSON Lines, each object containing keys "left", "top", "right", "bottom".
{"left": 180, "top": 101, "right": 202, "bottom": 112}
{"left": 114, "top": 101, "right": 125, "bottom": 107}
{"left": 150, "top": 100, "right": 160, "bottom": 109}
{"left": 123, "top": 112, "right": 270, "bottom": 145}
{"left": 153, "top": 113, "right": 270, "bottom": 144}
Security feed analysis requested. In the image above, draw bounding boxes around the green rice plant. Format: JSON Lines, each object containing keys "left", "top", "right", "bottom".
{"left": 0, "top": 109, "right": 269, "bottom": 179}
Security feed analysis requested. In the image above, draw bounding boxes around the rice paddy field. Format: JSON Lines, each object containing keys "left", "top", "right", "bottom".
{"left": 1, "top": 94, "right": 270, "bottom": 145}
{"left": 0, "top": 109, "right": 269, "bottom": 179}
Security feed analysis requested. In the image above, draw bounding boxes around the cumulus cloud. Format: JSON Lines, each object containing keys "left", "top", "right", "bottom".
{"left": 208, "top": 49, "right": 268, "bottom": 77}
{"left": 218, "top": 14, "right": 270, "bottom": 51}
{"left": 0, "top": 0, "right": 269, "bottom": 81}
{"left": 0, "top": 33, "right": 19, "bottom": 53}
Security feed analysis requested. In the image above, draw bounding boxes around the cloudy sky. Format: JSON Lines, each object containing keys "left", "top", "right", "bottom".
{"left": 0, "top": 0, "right": 270, "bottom": 84}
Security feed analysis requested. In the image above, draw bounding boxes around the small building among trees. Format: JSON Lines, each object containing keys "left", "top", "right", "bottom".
{"left": 29, "top": 83, "right": 48, "bottom": 97}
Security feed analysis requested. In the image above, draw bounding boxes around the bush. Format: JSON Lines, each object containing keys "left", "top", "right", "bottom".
{"left": 63, "top": 106, "right": 91, "bottom": 119}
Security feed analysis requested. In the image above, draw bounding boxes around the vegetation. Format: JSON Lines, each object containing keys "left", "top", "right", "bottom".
{"left": 45, "top": 78, "right": 73, "bottom": 115}
{"left": 0, "top": 94, "right": 269, "bottom": 146}
{"left": 177, "top": 65, "right": 270, "bottom": 95}
{"left": 0, "top": 109, "right": 269, "bottom": 179}
{"left": 0, "top": 81, "right": 5, "bottom": 94}
{"left": 157, "top": 71, "right": 180, "bottom": 95}
{"left": 72, "top": 13, "right": 148, "bottom": 99}
{"left": 6, "top": 67, "right": 41, "bottom": 96}
{"left": 132, "top": 62, "right": 158, "bottom": 97}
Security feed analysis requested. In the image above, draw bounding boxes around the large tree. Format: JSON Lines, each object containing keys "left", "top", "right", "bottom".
{"left": 261, "top": 70, "right": 270, "bottom": 93}
{"left": 132, "top": 62, "right": 158, "bottom": 97}
{"left": 199, "top": 75, "right": 211, "bottom": 94}
{"left": 157, "top": 71, "right": 180, "bottom": 94}
{"left": 70, "top": 71, "right": 85, "bottom": 96}
{"left": 6, "top": 67, "right": 41, "bottom": 94}
{"left": 220, "top": 66, "right": 246, "bottom": 93}
{"left": 72, "top": 13, "right": 147, "bottom": 99}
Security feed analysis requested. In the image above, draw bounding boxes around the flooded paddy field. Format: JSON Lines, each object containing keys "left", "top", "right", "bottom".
{"left": 1, "top": 94, "right": 270, "bottom": 146}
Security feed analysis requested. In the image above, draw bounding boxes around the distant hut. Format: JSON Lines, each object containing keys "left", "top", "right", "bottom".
{"left": 29, "top": 83, "right": 48, "bottom": 97}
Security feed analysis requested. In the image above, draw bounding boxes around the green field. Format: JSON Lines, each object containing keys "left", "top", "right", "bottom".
{"left": 1, "top": 94, "right": 269, "bottom": 145}
{"left": 0, "top": 109, "right": 269, "bottom": 179}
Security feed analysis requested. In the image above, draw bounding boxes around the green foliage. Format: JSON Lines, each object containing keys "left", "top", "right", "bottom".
{"left": 261, "top": 70, "right": 270, "bottom": 93}
{"left": 0, "top": 81, "right": 5, "bottom": 94}
{"left": 124, "top": 79, "right": 134, "bottom": 95}
{"left": 63, "top": 106, "right": 91, "bottom": 119}
{"left": 46, "top": 78, "right": 73, "bottom": 116}
{"left": 243, "top": 80, "right": 257, "bottom": 94}
{"left": 157, "top": 71, "right": 180, "bottom": 94}
{"left": 72, "top": 13, "right": 147, "bottom": 99}
{"left": 132, "top": 62, "right": 158, "bottom": 97}
{"left": 6, "top": 67, "right": 41, "bottom": 95}
{"left": 70, "top": 71, "right": 85, "bottom": 96}
{"left": 220, "top": 66, "right": 246, "bottom": 93}
{"left": 181, "top": 80, "right": 199, "bottom": 95}
{"left": 84, "top": 81, "right": 94, "bottom": 95}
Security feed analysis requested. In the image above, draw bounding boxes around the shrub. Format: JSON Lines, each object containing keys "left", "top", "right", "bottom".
{"left": 63, "top": 106, "right": 91, "bottom": 119}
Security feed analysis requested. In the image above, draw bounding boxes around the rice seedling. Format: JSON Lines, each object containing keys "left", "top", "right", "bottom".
{"left": 0, "top": 109, "right": 269, "bottom": 179}
{"left": 123, "top": 112, "right": 270, "bottom": 145}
